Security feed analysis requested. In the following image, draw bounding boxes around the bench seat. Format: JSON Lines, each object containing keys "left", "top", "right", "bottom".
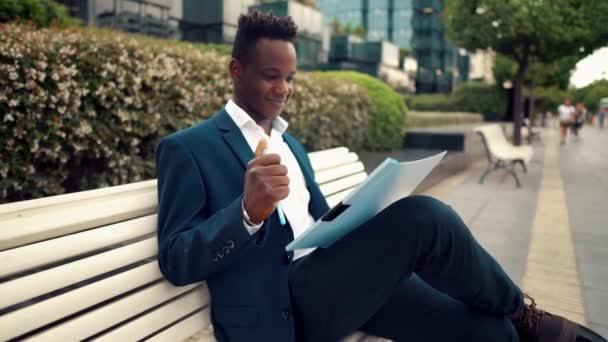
{"left": 0, "top": 147, "right": 390, "bottom": 342}
{"left": 474, "top": 124, "right": 534, "bottom": 188}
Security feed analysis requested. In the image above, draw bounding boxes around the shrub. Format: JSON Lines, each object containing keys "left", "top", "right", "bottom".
{"left": 0, "top": 24, "right": 370, "bottom": 202}
{"left": 408, "top": 93, "right": 453, "bottom": 112}
{"left": 451, "top": 83, "right": 506, "bottom": 119}
{"left": 0, "top": 0, "right": 79, "bottom": 27}
{"left": 314, "top": 71, "right": 408, "bottom": 150}
{"left": 408, "top": 82, "right": 507, "bottom": 121}
{"left": 408, "top": 111, "right": 483, "bottom": 128}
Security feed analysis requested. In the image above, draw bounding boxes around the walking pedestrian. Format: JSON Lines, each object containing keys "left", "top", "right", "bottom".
{"left": 558, "top": 98, "right": 575, "bottom": 144}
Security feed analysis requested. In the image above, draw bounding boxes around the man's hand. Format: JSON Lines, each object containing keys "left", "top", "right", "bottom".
{"left": 243, "top": 139, "right": 290, "bottom": 224}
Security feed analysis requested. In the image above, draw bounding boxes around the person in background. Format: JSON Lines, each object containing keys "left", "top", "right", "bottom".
{"left": 558, "top": 98, "right": 576, "bottom": 144}
{"left": 600, "top": 106, "right": 607, "bottom": 129}
{"left": 571, "top": 102, "right": 586, "bottom": 139}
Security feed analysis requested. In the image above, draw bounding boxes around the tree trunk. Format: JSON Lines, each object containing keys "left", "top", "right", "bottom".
{"left": 513, "top": 60, "right": 528, "bottom": 146}
{"left": 528, "top": 83, "right": 536, "bottom": 144}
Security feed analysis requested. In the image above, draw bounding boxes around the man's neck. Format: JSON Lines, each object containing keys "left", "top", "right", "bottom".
{"left": 232, "top": 97, "right": 273, "bottom": 135}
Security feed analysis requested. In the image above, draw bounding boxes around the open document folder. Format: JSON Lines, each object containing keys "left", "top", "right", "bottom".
{"left": 285, "top": 151, "right": 447, "bottom": 251}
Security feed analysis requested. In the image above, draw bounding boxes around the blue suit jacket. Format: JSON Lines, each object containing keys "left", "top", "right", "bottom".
{"left": 156, "top": 109, "right": 330, "bottom": 342}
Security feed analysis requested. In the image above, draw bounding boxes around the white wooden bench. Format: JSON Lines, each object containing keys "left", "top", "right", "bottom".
{"left": 474, "top": 124, "right": 534, "bottom": 188}
{"left": 0, "top": 147, "right": 388, "bottom": 342}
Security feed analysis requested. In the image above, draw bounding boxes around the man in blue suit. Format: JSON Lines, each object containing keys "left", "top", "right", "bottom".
{"left": 156, "top": 10, "right": 604, "bottom": 342}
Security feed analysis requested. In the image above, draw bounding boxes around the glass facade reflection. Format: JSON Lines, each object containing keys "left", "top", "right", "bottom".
{"left": 318, "top": 0, "right": 469, "bottom": 93}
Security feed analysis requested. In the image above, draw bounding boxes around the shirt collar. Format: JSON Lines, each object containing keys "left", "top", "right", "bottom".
{"left": 225, "top": 99, "right": 289, "bottom": 134}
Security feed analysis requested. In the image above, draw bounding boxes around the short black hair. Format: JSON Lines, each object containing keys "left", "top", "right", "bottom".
{"left": 232, "top": 10, "right": 298, "bottom": 63}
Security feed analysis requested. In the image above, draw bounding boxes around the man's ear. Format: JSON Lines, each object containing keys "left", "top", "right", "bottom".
{"left": 229, "top": 58, "right": 242, "bottom": 82}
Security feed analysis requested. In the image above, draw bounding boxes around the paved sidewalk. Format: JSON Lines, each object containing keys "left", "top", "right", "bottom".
{"left": 423, "top": 124, "right": 608, "bottom": 337}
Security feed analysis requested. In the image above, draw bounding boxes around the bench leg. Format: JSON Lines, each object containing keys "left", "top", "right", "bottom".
{"left": 514, "top": 160, "right": 527, "bottom": 173}
{"left": 480, "top": 161, "right": 522, "bottom": 188}
{"left": 479, "top": 164, "right": 496, "bottom": 184}
{"left": 507, "top": 168, "right": 522, "bottom": 188}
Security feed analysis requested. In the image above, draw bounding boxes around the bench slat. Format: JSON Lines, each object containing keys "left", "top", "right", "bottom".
{"left": 319, "top": 172, "right": 368, "bottom": 197}
{"left": 310, "top": 151, "right": 359, "bottom": 172}
{"left": 0, "top": 261, "right": 161, "bottom": 341}
{"left": 307, "top": 146, "right": 349, "bottom": 161}
{"left": 0, "top": 190, "right": 157, "bottom": 251}
{"left": 315, "top": 162, "right": 365, "bottom": 185}
{"left": 0, "top": 237, "right": 157, "bottom": 309}
{"left": 0, "top": 180, "right": 156, "bottom": 217}
{"left": 0, "top": 215, "right": 156, "bottom": 278}
{"left": 93, "top": 290, "right": 209, "bottom": 341}
{"left": 148, "top": 310, "right": 214, "bottom": 342}
{"left": 25, "top": 281, "right": 201, "bottom": 341}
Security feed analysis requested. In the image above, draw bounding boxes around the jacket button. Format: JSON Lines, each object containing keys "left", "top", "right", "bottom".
{"left": 283, "top": 253, "right": 291, "bottom": 265}
{"left": 282, "top": 308, "right": 291, "bottom": 320}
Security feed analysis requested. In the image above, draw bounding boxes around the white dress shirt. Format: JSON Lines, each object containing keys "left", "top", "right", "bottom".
{"left": 225, "top": 99, "right": 316, "bottom": 259}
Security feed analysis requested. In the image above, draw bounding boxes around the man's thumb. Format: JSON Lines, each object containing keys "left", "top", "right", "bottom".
{"left": 255, "top": 138, "right": 268, "bottom": 158}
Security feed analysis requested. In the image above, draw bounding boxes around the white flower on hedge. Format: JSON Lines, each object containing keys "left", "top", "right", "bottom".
{"left": 9, "top": 72, "right": 18, "bottom": 81}
{"left": 37, "top": 60, "right": 48, "bottom": 70}
{"left": 4, "top": 113, "right": 14, "bottom": 122}
{"left": 8, "top": 99, "right": 18, "bottom": 107}
{"left": 30, "top": 140, "right": 39, "bottom": 153}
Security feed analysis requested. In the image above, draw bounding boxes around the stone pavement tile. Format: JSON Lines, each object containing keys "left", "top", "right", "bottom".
{"left": 578, "top": 262, "right": 608, "bottom": 291}
{"left": 522, "top": 259, "right": 581, "bottom": 284}
{"left": 576, "top": 245, "right": 608, "bottom": 265}
{"left": 470, "top": 218, "right": 531, "bottom": 234}
{"left": 583, "top": 287, "right": 608, "bottom": 329}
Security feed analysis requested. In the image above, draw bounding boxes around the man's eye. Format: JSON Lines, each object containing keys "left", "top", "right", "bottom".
{"left": 263, "top": 74, "right": 279, "bottom": 80}
{"left": 287, "top": 76, "right": 295, "bottom": 83}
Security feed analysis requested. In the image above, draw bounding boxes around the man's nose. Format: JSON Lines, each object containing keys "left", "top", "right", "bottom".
{"left": 275, "top": 80, "right": 290, "bottom": 97}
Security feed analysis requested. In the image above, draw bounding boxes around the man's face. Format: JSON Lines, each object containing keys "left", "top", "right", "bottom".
{"left": 232, "top": 38, "right": 297, "bottom": 121}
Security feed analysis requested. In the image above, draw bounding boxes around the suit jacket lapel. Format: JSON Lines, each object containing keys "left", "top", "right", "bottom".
{"left": 215, "top": 109, "right": 254, "bottom": 169}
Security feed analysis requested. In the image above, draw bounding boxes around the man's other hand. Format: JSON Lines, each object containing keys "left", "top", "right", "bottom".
{"left": 243, "top": 139, "right": 289, "bottom": 224}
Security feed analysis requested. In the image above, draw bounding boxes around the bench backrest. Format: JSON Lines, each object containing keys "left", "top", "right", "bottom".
{"left": 0, "top": 147, "right": 366, "bottom": 341}
{"left": 474, "top": 124, "right": 512, "bottom": 162}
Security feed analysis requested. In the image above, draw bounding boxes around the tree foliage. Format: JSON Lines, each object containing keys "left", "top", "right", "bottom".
{"left": 444, "top": 0, "right": 608, "bottom": 144}
{"left": 0, "top": 0, "right": 79, "bottom": 27}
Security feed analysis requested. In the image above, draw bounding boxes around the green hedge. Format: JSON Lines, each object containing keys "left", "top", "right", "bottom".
{"left": 408, "top": 82, "right": 507, "bottom": 121}
{"left": 0, "top": 0, "right": 79, "bottom": 27}
{"left": 0, "top": 24, "right": 371, "bottom": 202}
{"left": 314, "top": 71, "right": 408, "bottom": 150}
{"left": 408, "top": 111, "right": 483, "bottom": 128}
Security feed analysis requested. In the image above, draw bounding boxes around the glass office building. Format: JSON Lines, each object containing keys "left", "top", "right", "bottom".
{"left": 317, "top": 0, "right": 468, "bottom": 93}
{"left": 316, "top": 0, "right": 414, "bottom": 49}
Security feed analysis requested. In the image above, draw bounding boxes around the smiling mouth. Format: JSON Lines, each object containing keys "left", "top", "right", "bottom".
{"left": 268, "top": 99, "right": 286, "bottom": 105}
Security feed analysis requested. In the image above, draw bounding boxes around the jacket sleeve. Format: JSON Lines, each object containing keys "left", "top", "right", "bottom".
{"left": 155, "top": 135, "right": 255, "bottom": 286}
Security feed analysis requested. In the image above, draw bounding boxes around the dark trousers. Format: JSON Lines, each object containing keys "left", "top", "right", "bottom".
{"left": 288, "top": 195, "right": 523, "bottom": 342}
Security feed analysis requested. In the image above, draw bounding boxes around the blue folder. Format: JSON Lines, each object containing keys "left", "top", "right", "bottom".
{"left": 285, "top": 151, "right": 446, "bottom": 251}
